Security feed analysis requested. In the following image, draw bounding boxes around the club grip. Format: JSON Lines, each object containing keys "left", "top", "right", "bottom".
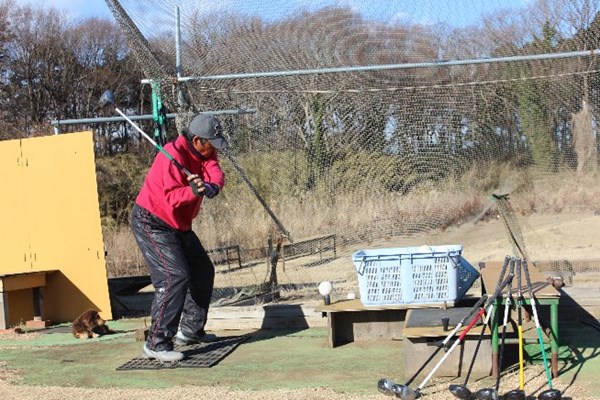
{"left": 458, "top": 308, "right": 484, "bottom": 341}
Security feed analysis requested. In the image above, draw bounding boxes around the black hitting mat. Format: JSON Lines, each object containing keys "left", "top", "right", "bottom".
{"left": 116, "top": 335, "right": 249, "bottom": 370}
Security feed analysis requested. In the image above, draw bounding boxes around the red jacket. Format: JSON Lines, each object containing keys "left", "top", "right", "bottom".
{"left": 135, "top": 135, "right": 225, "bottom": 231}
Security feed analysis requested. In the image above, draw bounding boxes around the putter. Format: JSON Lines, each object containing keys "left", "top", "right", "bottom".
{"left": 394, "top": 272, "right": 515, "bottom": 400}
{"left": 449, "top": 257, "right": 512, "bottom": 400}
{"left": 522, "top": 260, "right": 562, "bottom": 400}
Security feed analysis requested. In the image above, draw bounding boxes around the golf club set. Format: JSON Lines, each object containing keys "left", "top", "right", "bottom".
{"left": 377, "top": 256, "right": 562, "bottom": 400}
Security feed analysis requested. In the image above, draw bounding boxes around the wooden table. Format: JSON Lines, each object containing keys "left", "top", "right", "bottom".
{"left": 479, "top": 261, "right": 560, "bottom": 378}
{"left": 317, "top": 299, "right": 453, "bottom": 347}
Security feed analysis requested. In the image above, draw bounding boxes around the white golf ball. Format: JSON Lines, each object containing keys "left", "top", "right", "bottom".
{"left": 318, "top": 281, "right": 333, "bottom": 296}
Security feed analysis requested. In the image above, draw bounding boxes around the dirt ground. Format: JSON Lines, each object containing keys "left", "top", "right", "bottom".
{"left": 1, "top": 212, "right": 600, "bottom": 399}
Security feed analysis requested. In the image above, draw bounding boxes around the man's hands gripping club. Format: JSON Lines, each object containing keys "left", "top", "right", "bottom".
{"left": 188, "top": 175, "right": 219, "bottom": 199}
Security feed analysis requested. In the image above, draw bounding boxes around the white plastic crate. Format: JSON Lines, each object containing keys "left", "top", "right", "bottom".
{"left": 352, "top": 245, "right": 479, "bottom": 306}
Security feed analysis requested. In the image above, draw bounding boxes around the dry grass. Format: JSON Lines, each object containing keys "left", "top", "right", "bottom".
{"left": 103, "top": 167, "right": 600, "bottom": 307}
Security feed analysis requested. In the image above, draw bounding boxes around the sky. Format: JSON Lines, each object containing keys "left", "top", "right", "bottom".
{"left": 14, "top": 0, "right": 113, "bottom": 20}
{"left": 14, "top": 0, "right": 534, "bottom": 27}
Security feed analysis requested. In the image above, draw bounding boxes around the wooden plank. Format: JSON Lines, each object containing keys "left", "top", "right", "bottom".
{"left": 403, "top": 324, "right": 484, "bottom": 338}
{"left": 316, "top": 298, "right": 454, "bottom": 312}
{"left": 403, "top": 307, "right": 485, "bottom": 338}
{"left": 0, "top": 271, "right": 50, "bottom": 292}
{"left": 480, "top": 261, "right": 559, "bottom": 298}
{"left": 204, "top": 303, "right": 327, "bottom": 330}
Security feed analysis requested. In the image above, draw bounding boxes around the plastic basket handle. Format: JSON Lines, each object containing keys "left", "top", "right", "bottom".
{"left": 447, "top": 252, "right": 460, "bottom": 269}
{"left": 356, "top": 258, "right": 366, "bottom": 275}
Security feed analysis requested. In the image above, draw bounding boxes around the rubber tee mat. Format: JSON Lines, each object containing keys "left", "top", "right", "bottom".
{"left": 116, "top": 335, "right": 249, "bottom": 370}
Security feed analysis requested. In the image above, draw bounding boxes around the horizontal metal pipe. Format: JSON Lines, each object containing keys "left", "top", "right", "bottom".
{"left": 51, "top": 109, "right": 256, "bottom": 128}
{"left": 498, "top": 337, "right": 544, "bottom": 345}
{"left": 142, "top": 48, "right": 600, "bottom": 84}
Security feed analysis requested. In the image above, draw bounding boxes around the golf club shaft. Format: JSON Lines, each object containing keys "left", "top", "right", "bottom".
{"left": 115, "top": 108, "right": 193, "bottom": 177}
{"left": 516, "top": 258, "right": 524, "bottom": 390}
{"left": 464, "top": 256, "right": 510, "bottom": 387}
{"left": 405, "top": 296, "right": 486, "bottom": 386}
{"left": 419, "top": 308, "right": 485, "bottom": 391}
{"left": 417, "top": 273, "right": 515, "bottom": 391}
{"left": 403, "top": 294, "right": 489, "bottom": 386}
{"left": 523, "top": 260, "right": 553, "bottom": 388}
{"left": 221, "top": 150, "right": 294, "bottom": 242}
{"left": 496, "top": 258, "right": 515, "bottom": 391}
{"left": 463, "top": 302, "right": 494, "bottom": 386}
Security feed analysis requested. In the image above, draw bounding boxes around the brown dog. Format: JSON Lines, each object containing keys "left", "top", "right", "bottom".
{"left": 71, "top": 309, "right": 114, "bottom": 339}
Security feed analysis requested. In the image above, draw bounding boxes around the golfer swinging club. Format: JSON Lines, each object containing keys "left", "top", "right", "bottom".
{"left": 130, "top": 114, "right": 227, "bottom": 362}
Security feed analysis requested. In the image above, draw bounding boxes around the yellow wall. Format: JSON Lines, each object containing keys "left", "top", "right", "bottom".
{"left": 0, "top": 131, "right": 111, "bottom": 325}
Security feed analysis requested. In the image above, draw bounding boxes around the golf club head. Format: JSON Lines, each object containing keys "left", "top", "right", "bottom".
{"left": 504, "top": 389, "right": 527, "bottom": 400}
{"left": 98, "top": 89, "right": 115, "bottom": 108}
{"left": 449, "top": 384, "right": 472, "bottom": 399}
{"left": 473, "top": 387, "right": 499, "bottom": 400}
{"left": 538, "top": 389, "right": 562, "bottom": 400}
{"left": 390, "top": 383, "right": 419, "bottom": 400}
{"left": 377, "top": 378, "right": 396, "bottom": 396}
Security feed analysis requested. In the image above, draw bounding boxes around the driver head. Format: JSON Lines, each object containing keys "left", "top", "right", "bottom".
{"left": 538, "top": 389, "right": 562, "bottom": 400}
{"left": 473, "top": 387, "right": 499, "bottom": 400}
{"left": 449, "top": 384, "right": 473, "bottom": 400}
{"left": 377, "top": 378, "right": 396, "bottom": 396}
{"left": 504, "top": 389, "right": 526, "bottom": 400}
{"left": 390, "top": 384, "right": 418, "bottom": 400}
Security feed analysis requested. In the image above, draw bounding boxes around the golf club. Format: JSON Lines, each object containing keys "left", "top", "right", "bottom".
{"left": 496, "top": 258, "right": 515, "bottom": 392}
{"left": 471, "top": 259, "right": 516, "bottom": 400}
{"left": 394, "top": 294, "right": 490, "bottom": 388}
{"left": 538, "top": 388, "right": 562, "bottom": 400}
{"left": 493, "top": 259, "right": 526, "bottom": 400}
{"left": 448, "top": 302, "right": 494, "bottom": 400}
{"left": 449, "top": 257, "right": 512, "bottom": 400}
{"left": 516, "top": 258, "right": 525, "bottom": 391}
{"left": 471, "top": 387, "right": 499, "bottom": 400}
{"left": 115, "top": 106, "right": 295, "bottom": 241}
{"left": 98, "top": 89, "right": 116, "bottom": 109}
{"left": 115, "top": 108, "right": 193, "bottom": 177}
{"left": 378, "top": 378, "right": 397, "bottom": 396}
{"left": 504, "top": 388, "right": 527, "bottom": 400}
{"left": 393, "top": 272, "right": 515, "bottom": 400}
{"left": 523, "top": 260, "right": 562, "bottom": 400}
{"left": 379, "top": 295, "right": 489, "bottom": 397}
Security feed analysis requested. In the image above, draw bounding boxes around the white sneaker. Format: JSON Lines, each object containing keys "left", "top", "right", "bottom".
{"left": 175, "top": 330, "right": 218, "bottom": 345}
{"left": 143, "top": 343, "right": 184, "bottom": 362}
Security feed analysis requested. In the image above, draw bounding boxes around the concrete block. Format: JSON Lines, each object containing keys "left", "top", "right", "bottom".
{"left": 25, "top": 319, "right": 51, "bottom": 329}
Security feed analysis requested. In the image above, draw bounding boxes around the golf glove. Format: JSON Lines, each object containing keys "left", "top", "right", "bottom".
{"left": 190, "top": 180, "right": 202, "bottom": 197}
{"left": 203, "top": 182, "right": 219, "bottom": 198}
